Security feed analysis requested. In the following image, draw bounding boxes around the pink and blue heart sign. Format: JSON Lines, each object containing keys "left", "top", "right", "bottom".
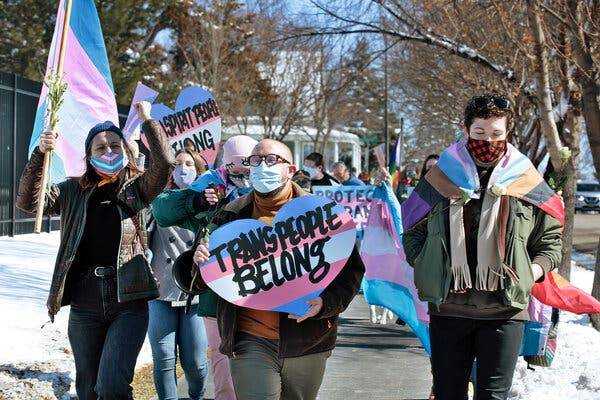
{"left": 199, "top": 195, "right": 357, "bottom": 315}
{"left": 146, "top": 86, "right": 221, "bottom": 167}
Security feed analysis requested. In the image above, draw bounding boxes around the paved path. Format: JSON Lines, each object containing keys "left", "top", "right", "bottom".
{"left": 573, "top": 213, "right": 600, "bottom": 253}
{"left": 172, "top": 295, "right": 431, "bottom": 400}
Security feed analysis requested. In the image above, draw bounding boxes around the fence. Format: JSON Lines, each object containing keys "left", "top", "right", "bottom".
{"left": 0, "top": 71, "right": 128, "bottom": 236}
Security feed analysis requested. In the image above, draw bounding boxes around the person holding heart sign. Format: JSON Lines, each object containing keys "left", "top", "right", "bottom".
{"left": 193, "top": 139, "right": 365, "bottom": 400}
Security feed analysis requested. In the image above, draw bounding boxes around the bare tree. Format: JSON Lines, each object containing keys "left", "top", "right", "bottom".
{"left": 279, "top": 0, "right": 594, "bottom": 279}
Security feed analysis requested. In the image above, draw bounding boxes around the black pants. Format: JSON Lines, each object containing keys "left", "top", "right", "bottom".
{"left": 68, "top": 269, "right": 148, "bottom": 400}
{"left": 429, "top": 315, "right": 524, "bottom": 400}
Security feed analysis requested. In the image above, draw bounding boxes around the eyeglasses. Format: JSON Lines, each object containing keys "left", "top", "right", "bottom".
{"left": 469, "top": 95, "right": 511, "bottom": 110}
{"left": 243, "top": 154, "right": 291, "bottom": 167}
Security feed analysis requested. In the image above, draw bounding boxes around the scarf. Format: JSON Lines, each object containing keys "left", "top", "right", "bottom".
{"left": 252, "top": 181, "right": 294, "bottom": 225}
{"left": 402, "top": 139, "right": 564, "bottom": 292}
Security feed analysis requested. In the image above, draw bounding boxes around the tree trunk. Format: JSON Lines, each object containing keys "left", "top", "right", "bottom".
{"left": 569, "top": 0, "right": 600, "bottom": 181}
{"left": 557, "top": 25, "right": 582, "bottom": 281}
{"left": 579, "top": 84, "right": 600, "bottom": 180}
{"left": 527, "top": 0, "right": 565, "bottom": 171}
{"left": 559, "top": 112, "right": 581, "bottom": 280}
{"left": 590, "top": 237, "right": 600, "bottom": 331}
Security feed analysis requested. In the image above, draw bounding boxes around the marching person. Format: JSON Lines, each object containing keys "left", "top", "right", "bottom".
{"left": 332, "top": 161, "right": 365, "bottom": 186}
{"left": 147, "top": 149, "right": 208, "bottom": 400}
{"left": 419, "top": 154, "right": 439, "bottom": 180}
{"left": 193, "top": 139, "right": 365, "bottom": 400}
{"left": 151, "top": 134, "right": 259, "bottom": 400}
{"left": 403, "top": 94, "right": 562, "bottom": 400}
{"left": 302, "top": 152, "right": 339, "bottom": 186}
{"left": 16, "top": 101, "right": 172, "bottom": 400}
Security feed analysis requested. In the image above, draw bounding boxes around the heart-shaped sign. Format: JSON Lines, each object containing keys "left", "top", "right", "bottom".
{"left": 199, "top": 195, "right": 357, "bottom": 315}
{"left": 145, "top": 86, "right": 221, "bottom": 167}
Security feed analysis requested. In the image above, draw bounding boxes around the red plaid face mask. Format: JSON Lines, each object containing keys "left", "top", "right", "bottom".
{"left": 467, "top": 138, "right": 507, "bottom": 163}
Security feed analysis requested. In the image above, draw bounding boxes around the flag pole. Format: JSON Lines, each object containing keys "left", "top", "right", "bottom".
{"left": 35, "top": 0, "right": 73, "bottom": 233}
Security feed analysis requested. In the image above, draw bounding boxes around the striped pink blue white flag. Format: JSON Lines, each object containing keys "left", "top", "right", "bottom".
{"left": 28, "top": 0, "right": 118, "bottom": 183}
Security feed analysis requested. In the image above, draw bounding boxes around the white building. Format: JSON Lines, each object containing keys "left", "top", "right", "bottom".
{"left": 223, "top": 124, "right": 362, "bottom": 173}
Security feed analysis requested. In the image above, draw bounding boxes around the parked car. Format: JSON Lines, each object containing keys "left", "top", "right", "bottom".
{"left": 575, "top": 183, "right": 600, "bottom": 212}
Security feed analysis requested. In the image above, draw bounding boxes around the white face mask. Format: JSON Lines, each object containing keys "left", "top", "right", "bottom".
{"left": 249, "top": 163, "right": 285, "bottom": 194}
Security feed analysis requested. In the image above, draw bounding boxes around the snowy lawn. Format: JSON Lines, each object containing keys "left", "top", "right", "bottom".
{"left": 509, "top": 261, "right": 600, "bottom": 400}
{"left": 0, "top": 232, "right": 152, "bottom": 399}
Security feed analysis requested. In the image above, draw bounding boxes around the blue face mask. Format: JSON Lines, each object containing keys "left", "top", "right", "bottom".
{"left": 90, "top": 151, "right": 128, "bottom": 177}
{"left": 303, "top": 165, "right": 319, "bottom": 179}
{"left": 172, "top": 165, "right": 197, "bottom": 189}
{"left": 249, "top": 163, "right": 285, "bottom": 194}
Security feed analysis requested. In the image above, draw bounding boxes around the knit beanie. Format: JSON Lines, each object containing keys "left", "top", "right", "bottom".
{"left": 85, "top": 121, "right": 124, "bottom": 152}
{"left": 222, "top": 135, "right": 258, "bottom": 167}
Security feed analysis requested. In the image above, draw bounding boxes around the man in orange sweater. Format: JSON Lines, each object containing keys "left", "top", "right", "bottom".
{"left": 194, "top": 139, "right": 365, "bottom": 400}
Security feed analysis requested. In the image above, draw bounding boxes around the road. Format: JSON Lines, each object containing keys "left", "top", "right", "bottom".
{"left": 573, "top": 213, "right": 600, "bottom": 253}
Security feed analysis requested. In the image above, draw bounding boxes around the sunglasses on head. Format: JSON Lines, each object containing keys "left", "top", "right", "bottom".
{"left": 242, "top": 154, "right": 291, "bottom": 167}
{"left": 469, "top": 95, "right": 511, "bottom": 110}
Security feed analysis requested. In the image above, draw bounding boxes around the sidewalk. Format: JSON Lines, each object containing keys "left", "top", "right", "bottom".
{"left": 173, "top": 295, "right": 432, "bottom": 400}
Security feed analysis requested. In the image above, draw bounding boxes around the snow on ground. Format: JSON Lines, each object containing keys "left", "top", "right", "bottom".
{"left": 0, "top": 232, "right": 152, "bottom": 399}
{"left": 509, "top": 264, "right": 600, "bottom": 400}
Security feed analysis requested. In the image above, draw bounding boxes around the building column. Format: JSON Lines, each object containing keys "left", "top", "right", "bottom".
{"left": 294, "top": 139, "right": 302, "bottom": 166}
{"left": 353, "top": 143, "right": 361, "bottom": 173}
{"left": 333, "top": 142, "right": 339, "bottom": 163}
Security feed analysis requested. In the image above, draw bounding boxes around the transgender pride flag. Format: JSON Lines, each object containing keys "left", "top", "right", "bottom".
{"left": 29, "top": 0, "right": 118, "bottom": 183}
{"left": 360, "top": 182, "right": 431, "bottom": 353}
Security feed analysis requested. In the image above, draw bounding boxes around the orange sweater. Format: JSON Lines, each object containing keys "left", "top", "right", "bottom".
{"left": 237, "top": 182, "right": 294, "bottom": 340}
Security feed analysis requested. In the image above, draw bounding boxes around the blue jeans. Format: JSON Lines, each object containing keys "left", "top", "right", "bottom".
{"left": 148, "top": 300, "right": 208, "bottom": 400}
{"left": 68, "top": 273, "right": 148, "bottom": 400}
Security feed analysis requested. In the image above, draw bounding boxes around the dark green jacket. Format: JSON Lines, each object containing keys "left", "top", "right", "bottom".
{"left": 16, "top": 120, "right": 173, "bottom": 317}
{"left": 402, "top": 197, "right": 562, "bottom": 311}
{"left": 151, "top": 187, "right": 219, "bottom": 316}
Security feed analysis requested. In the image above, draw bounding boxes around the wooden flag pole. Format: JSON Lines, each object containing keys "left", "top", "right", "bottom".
{"left": 34, "top": 0, "right": 73, "bottom": 233}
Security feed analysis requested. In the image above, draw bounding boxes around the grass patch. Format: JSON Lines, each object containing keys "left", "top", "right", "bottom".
{"left": 132, "top": 363, "right": 184, "bottom": 400}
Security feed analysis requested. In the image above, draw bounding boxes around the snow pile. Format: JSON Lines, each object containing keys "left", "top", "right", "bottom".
{"left": 0, "top": 233, "right": 152, "bottom": 399}
{"left": 509, "top": 265, "right": 600, "bottom": 400}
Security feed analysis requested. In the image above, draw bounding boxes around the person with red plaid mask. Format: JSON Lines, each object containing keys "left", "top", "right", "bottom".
{"left": 403, "top": 94, "right": 562, "bottom": 400}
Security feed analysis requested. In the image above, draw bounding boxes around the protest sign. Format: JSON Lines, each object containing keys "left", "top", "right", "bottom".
{"left": 122, "top": 82, "right": 159, "bottom": 140}
{"left": 145, "top": 86, "right": 221, "bottom": 167}
{"left": 312, "top": 185, "right": 375, "bottom": 230}
{"left": 199, "top": 196, "right": 357, "bottom": 315}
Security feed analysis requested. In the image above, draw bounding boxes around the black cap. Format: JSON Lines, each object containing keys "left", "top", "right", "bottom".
{"left": 85, "top": 121, "right": 124, "bottom": 152}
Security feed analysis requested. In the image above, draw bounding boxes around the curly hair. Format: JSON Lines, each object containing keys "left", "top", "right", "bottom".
{"left": 464, "top": 94, "right": 514, "bottom": 133}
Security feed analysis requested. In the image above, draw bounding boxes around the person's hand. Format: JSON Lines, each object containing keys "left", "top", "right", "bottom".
{"left": 373, "top": 168, "right": 391, "bottom": 186}
{"left": 288, "top": 297, "right": 323, "bottom": 323}
{"left": 204, "top": 188, "right": 219, "bottom": 205}
{"left": 39, "top": 131, "right": 57, "bottom": 153}
{"left": 135, "top": 101, "right": 153, "bottom": 122}
{"left": 193, "top": 241, "right": 210, "bottom": 267}
{"left": 531, "top": 263, "right": 544, "bottom": 281}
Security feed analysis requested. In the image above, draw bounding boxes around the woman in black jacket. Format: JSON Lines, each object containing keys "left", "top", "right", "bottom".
{"left": 17, "top": 102, "right": 172, "bottom": 400}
